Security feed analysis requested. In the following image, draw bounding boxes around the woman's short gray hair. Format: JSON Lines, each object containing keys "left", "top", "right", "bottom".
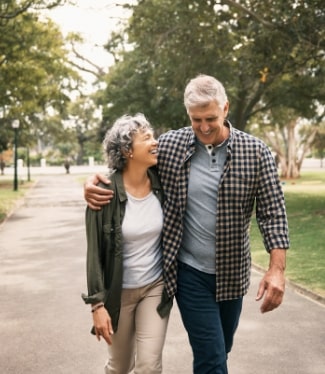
{"left": 184, "top": 74, "right": 228, "bottom": 112}
{"left": 103, "top": 113, "right": 153, "bottom": 171}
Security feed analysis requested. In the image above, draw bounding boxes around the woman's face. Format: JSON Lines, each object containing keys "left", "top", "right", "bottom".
{"left": 130, "top": 129, "right": 158, "bottom": 167}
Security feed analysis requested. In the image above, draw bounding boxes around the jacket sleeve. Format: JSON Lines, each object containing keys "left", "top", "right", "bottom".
{"left": 82, "top": 206, "right": 106, "bottom": 304}
{"left": 256, "top": 146, "right": 289, "bottom": 251}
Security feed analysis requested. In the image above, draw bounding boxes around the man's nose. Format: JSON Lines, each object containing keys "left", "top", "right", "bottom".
{"left": 200, "top": 121, "right": 210, "bottom": 132}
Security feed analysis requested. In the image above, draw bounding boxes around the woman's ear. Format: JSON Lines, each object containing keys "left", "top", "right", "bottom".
{"left": 122, "top": 150, "right": 133, "bottom": 159}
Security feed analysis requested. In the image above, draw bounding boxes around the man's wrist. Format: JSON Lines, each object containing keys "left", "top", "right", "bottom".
{"left": 269, "top": 248, "right": 286, "bottom": 271}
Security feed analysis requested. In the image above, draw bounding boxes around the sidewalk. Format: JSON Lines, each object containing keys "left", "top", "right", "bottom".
{"left": 0, "top": 173, "right": 324, "bottom": 374}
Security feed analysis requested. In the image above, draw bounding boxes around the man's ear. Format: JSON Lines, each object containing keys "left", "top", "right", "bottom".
{"left": 224, "top": 101, "right": 229, "bottom": 117}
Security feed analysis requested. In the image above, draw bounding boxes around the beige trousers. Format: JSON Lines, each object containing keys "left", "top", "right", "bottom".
{"left": 104, "top": 277, "right": 169, "bottom": 374}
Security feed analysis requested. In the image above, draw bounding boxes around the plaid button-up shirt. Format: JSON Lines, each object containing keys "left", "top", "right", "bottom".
{"left": 158, "top": 121, "right": 289, "bottom": 301}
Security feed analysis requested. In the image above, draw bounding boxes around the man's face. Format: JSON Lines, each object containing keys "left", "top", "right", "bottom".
{"left": 188, "top": 100, "right": 229, "bottom": 146}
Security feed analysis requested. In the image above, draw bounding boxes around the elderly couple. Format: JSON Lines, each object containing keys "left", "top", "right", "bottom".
{"left": 82, "top": 74, "right": 289, "bottom": 374}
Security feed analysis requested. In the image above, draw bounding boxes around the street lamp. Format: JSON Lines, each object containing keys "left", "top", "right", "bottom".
{"left": 12, "top": 119, "right": 20, "bottom": 191}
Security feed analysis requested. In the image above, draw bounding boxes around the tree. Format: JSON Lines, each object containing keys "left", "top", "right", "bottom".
{"left": 64, "top": 97, "right": 101, "bottom": 165}
{"left": 0, "top": 0, "right": 80, "bottom": 155}
{"left": 65, "top": 32, "right": 108, "bottom": 81}
{"left": 0, "top": 0, "right": 67, "bottom": 20}
{"left": 250, "top": 107, "right": 320, "bottom": 178}
{"left": 311, "top": 122, "right": 325, "bottom": 168}
{"left": 100, "top": 0, "right": 324, "bottom": 136}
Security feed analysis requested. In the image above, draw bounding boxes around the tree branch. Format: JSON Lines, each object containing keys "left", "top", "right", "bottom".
{"left": 67, "top": 45, "right": 107, "bottom": 79}
{"left": 68, "top": 60, "right": 102, "bottom": 79}
{"left": 220, "top": 0, "right": 275, "bottom": 29}
{"left": 0, "top": 1, "right": 33, "bottom": 19}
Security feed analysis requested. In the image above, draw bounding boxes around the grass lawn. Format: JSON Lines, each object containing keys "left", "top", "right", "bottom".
{"left": 250, "top": 171, "right": 325, "bottom": 297}
{"left": 0, "top": 177, "right": 35, "bottom": 223}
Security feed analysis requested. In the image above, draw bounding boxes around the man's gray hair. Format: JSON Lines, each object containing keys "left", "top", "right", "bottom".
{"left": 184, "top": 74, "right": 228, "bottom": 112}
{"left": 103, "top": 113, "right": 153, "bottom": 171}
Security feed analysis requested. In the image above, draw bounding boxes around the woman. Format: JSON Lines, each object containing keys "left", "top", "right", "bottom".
{"left": 82, "top": 114, "right": 171, "bottom": 374}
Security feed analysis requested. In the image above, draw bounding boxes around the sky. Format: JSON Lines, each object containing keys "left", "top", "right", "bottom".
{"left": 47, "top": 1, "right": 134, "bottom": 82}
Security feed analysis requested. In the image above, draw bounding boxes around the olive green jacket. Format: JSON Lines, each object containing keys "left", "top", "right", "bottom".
{"left": 82, "top": 168, "right": 172, "bottom": 333}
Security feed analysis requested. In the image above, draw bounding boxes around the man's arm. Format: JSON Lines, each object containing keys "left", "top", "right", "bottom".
{"left": 256, "top": 248, "right": 286, "bottom": 313}
{"left": 84, "top": 174, "right": 114, "bottom": 210}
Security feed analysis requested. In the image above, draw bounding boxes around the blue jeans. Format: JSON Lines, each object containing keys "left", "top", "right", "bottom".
{"left": 176, "top": 262, "right": 243, "bottom": 374}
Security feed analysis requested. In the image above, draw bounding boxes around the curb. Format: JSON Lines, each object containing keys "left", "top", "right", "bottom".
{"left": 0, "top": 178, "right": 39, "bottom": 227}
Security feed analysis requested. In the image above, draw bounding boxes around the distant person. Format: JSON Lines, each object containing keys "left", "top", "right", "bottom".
{"left": 82, "top": 114, "right": 171, "bottom": 373}
{"left": 84, "top": 75, "right": 290, "bottom": 373}
{"left": 64, "top": 160, "right": 70, "bottom": 174}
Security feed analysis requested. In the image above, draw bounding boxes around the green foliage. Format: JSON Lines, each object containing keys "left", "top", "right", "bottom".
{"left": 0, "top": 0, "right": 67, "bottom": 17}
{"left": 0, "top": 0, "right": 80, "bottom": 153}
{"left": 67, "top": 97, "right": 101, "bottom": 164}
{"left": 250, "top": 171, "right": 325, "bottom": 296}
{"left": 100, "top": 0, "right": 324, "bottom": 133}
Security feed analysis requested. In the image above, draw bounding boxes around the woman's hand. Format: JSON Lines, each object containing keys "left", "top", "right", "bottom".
{"left": 92, "top": 306, "right": 114, "bottom": 345}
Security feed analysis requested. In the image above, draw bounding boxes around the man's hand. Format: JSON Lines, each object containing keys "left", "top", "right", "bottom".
{"left": 92, "top": 307, "right": 114, "bottom": 345}
{"left": 84, "top": 173, "right": 114, "bottom": 210}
{"left": 256, "top": 249, "right": 286, "bottom": 313}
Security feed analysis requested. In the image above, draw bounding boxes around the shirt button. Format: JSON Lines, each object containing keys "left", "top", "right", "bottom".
{"left": 212, "top": 159, "right": 216, "bottom": 163}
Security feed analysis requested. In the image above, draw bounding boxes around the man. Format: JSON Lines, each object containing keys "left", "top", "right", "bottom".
{"left": 84, "top": 75, "right": 289, "bottom": 373}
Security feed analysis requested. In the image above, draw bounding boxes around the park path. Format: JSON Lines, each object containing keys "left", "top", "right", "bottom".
{"left": 0, "top": 173, "right": 324, "bottom": 374}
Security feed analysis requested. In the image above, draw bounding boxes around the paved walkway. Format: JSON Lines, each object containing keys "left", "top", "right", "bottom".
{"left": 0, "top": 173, "right": 324, "bottom": 374}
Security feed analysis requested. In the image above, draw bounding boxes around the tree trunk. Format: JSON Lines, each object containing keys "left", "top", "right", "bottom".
{"left": 284, "top": 119, "right": 300, "bottom": 178}
{"left": 296, "top": 127, "right": 318, "bottom": 172}
{"left": 278, "top": 155, "right": 287, "bottom": 176}
{"left": 261, "top": 118, "right": 318, "bottom": 179}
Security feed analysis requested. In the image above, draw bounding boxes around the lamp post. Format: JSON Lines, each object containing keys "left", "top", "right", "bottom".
{"left": 12, "top": 119, "right": 20, "bottom": 191}
{"left": 26, "top": 146, "right": 31, "bottom": 182}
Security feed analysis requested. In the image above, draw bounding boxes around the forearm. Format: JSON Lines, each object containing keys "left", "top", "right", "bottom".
{"left": 84, "top": 174, "right": 113, "bottom": 210}
{"left": 269, "top": 248, "right": 286, "bottom": 272}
